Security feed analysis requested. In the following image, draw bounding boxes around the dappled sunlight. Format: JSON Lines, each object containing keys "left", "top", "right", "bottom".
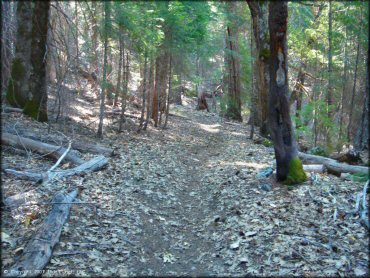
{"left": 207, "top": 160, "right": 269, "bottom": 170}
{"left": 198, "top": 123, "right": 221, "bottom": 133}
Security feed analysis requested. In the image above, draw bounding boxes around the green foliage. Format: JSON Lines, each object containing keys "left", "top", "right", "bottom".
{"left": 308, "top": 146, "right": 329, "bottom": 157}
{"left": 350, "top": 173, "right": 370, "bottom": 183}
{"left": 262, "top": 139, "right": 273, "bottom": 147}
{"left": 284, "top": 157, "right": 307, "bottom": 185}
{"left": 259, "top": 48, "right": 270, "bottom": 60}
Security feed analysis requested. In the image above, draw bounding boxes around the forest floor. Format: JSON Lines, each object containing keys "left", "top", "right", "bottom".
{"left": 1, "top": 90, "right": 369, "bottom": 277}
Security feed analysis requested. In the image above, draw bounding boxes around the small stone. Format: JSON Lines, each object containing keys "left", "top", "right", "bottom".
{"left": 257, "top": 167, "right": 273, "bottom": 178}
{"left": 261, "top": 184, "right": 272, "bottom": 192}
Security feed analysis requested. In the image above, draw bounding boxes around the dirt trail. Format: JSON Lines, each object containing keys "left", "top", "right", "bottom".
{"left": 4, "top": 99, "right": 365, "bottom": 277}
{"left": 125, "top": 111, "right": 230, "bottom": 276}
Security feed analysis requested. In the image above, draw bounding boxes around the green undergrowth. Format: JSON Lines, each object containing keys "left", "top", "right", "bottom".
{"left": 262, "top": 139, "right": 273, "bottom": 147}
{"left": 350, "top": 173, "right": 370, "bottom": 182}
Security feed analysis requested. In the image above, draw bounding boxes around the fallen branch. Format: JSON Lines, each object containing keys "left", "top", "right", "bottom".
{"left": 5, "top": 190, "right": 78, "bottom": 277}
{"left": 3, "top": 190, "right": 37, "bottom": 208}
{"left": 48, "top": 141, "right": 71, "bottom": 172}
{"left": 2, "top": 107, "right": 23, "bottom": 113}
{"left": 298, "top": 152, "right": 369, "bottom": 175}
{"left": 71, "top": 141, "right": 114, "bottom": 157}
{"left": 2, "top": 133, "right": 84, "bottom": 166}
{"left": 4, "top": 155, "right": 108, "bottom": 183}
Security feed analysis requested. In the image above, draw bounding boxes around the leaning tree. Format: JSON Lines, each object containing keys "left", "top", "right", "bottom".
{"left": 267, "top": 1, "right": 306, "bottom": 184}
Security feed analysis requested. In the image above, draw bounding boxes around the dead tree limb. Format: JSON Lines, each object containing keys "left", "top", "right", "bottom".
{"left": 71, "top": 141, "right": 114, "bottom": 157}
{"left": 5, "top": 190, "right": 78, "bottom": 277}
{"left": 298, "top": 152, "right": 369, "bottom": 175}
{"left": 4, "top": 155, "right": 108, "bottom": 183}
{"left": 2, "top": 133, "right": 84, "bottom": 166}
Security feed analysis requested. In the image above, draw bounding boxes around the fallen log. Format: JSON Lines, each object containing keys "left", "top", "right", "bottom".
{"left": 2, "top": 107, "right": 23, "bottom": 113}
{"left": 3, "top": 190, "right": 37, "bottom": 208}
{"left": 4, "top": 155, "right": 108, "bottom": 183}
{"left": 2, "top": 133, "right": 84, "bottom": 166}
{"left": 298, "top": 152, "right": 369, "bottom": 175}
{"left": 5, "top": 190, "right": 77, "bottom": 277}
{"left": 303, "top": 164, "right": 325, "bottom": 173}
{"left": 71, "top": 141, "right": 114, "bottom": 157}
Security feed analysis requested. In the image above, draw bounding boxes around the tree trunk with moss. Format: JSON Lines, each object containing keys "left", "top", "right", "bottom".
{"left": 1, "top": 1, "right": 15, "bottom": 99}
{"left": 268, "top": 2, "right": 306, "bottom": 184}
{"left": 6, "top": 1, "right": 33, "bottom": 108}
{"left": 23, "top": 1, "right": 50, "bottom": 122}
{"left": 247, "top": 1, "right": 270, "bottom": 136}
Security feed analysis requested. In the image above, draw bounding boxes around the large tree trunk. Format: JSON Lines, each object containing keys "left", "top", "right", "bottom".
{"left": 97, "top": 2, "right": 110, "bottom": 138}
{"left": 247, "top": 1, "right": 269, "bottom": 136}
{"left": 6, "top": 1, "right": 33, "bottom": 109}
{"left": 23, "top": 1, "right": 50, "bottom": 122}
{"left": 224, "top": 1, "right": 242, "bottom": 122}
{"left": 267, "top": 2, "right": 306, "bottom": 184}
{"left": 1, "top": 1, "right": 15, "bottom": 99}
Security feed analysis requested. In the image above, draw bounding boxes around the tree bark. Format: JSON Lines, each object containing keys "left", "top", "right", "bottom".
{"left": 247, "top": 1, "right": 269, "bottom": 136}
{"left": 6, "top": 1, "right": 33, "bottom": 109}
{"left": 1, "top": 1, "right": 14, "bottom": 99}
{"left": 268, "top": 2, "right": 306, "bottom": 184}
{"left": 23, "top": 1, "right": 50, "bottom": 122}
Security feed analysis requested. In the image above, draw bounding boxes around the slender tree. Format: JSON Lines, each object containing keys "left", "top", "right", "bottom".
{"left": 267, "top": 1, "right": 306, "bottom": 184}
{"left": 247, "top": 1, "right": 270, "bottom": 136}
{"left": 326, "top": 0, "right": 333, "bottom": 144}
{"left": 224, "top": 1, "right": 242, "bottom": 122}
{"left": 97, "top": 1, "right": 110, "bottom": 138}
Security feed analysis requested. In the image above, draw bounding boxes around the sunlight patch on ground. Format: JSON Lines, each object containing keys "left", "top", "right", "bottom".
{"left": 198, "top": 123, "right": 221, "bottom": 133}
{"left": 230, "top": 131, "right": 245, "bottom": 137}
{"left": 209, "top": 160, "right": 269, "bottom": 169}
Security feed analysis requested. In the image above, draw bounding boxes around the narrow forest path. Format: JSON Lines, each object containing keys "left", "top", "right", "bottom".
{"left": 38, "top": 100, "right": 368, "bottom": 277}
